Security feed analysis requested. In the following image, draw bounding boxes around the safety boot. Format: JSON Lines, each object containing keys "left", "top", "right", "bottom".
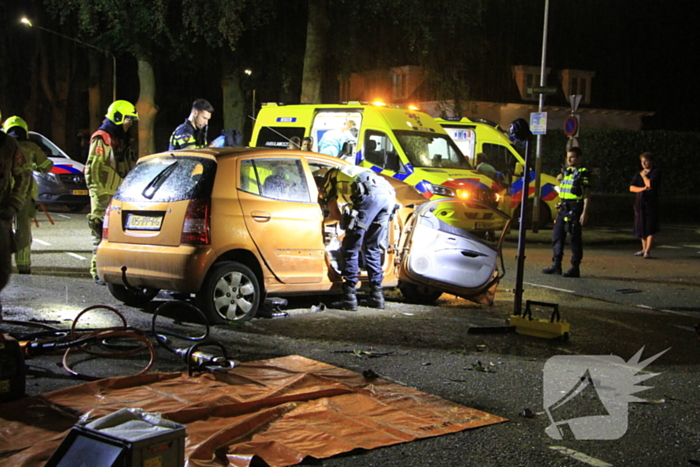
{"left": 541, "top": 262, "right": 562, "bottom": 275}
{"left": 330, "top": 282, "right": 358, "bottom": 311}
{"left": 362, "top": 284, "right": 385, "bottom": 309}
{"left": 563, "top": 265, "right": 580, "bottom": 278}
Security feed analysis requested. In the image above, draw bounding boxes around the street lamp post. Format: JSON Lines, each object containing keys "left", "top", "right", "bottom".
{"left": 244, "top": 69, "right": 256, "bottom": 118}
{"left": 20, "top": 17, "right": 117, "bottom": 102}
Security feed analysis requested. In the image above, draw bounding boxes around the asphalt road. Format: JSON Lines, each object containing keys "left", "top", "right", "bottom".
{"left": 2, "top": 209, "right": 699, "bottom": 467}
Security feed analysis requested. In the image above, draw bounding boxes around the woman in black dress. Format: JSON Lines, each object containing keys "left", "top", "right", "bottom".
{"left": 629, "top": 152, "right": 661, "bottom": 258}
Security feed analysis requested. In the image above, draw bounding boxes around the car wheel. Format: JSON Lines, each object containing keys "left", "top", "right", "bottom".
{"left": 196, "top": 261, "right": 260, "bottom": 324}
{"left": 399, "top": 281, "right": 443, "bottom": 305}
{"left": 107, "top": 283, "right": 160, "bottom": 307}
{"left": 67, "top": 203, "right": 88, "bottom": 213}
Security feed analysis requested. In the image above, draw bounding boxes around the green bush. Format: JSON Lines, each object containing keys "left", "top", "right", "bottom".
{"left": 537, "top": 129, "right": 700, "bottom": 195}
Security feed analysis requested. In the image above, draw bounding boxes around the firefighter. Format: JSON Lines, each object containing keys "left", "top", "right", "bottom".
{"left": 0, "top": 109, "right": 31, "bottom": 315}
{"left": 542, "top": 147, "right": 591, "bottom": 278}
{"left": 2, "top": 116, "right": 53, "bottom": 274}
{"left": 85, "top": 100, "right": 139, "bottom": 284}
{"left": 320, "top": 165, "right": 396, "bottom": 310}
{"left": 168, "top": 99, "right": 214, "bottom": 150}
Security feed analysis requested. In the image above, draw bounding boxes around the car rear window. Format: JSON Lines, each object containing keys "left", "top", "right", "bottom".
{"left": 239, "top": 157, "right": 311, "bottom": 203}
{"left": 115, "top": 156, "right": 216, "bottom": 203}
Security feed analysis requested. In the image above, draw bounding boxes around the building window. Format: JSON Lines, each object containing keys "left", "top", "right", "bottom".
{"left": 561, "top": 69, "right": 595, "bottom": 105}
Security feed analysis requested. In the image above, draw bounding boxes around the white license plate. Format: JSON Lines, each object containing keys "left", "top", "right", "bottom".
{"left": 71, "top": 189, "right": 88, "bottom": 195}
{"left": 126, "top": 214, "right": 163, "bottom": 231}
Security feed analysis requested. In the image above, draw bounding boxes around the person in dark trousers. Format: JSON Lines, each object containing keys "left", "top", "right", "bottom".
{"left": 0, "top": 109, "right": 30, "bottom": 316}
{"left": 169, "top": 99, "right": 214, "bottom": 150}
{"left": 542, "top": 146, "right": 591, "bottom": 278}
{"left": 629, "top": 152, "right": 661, "bottom": 259}
{"left": 320, "top": 165, "right": 396, "bottom": 310}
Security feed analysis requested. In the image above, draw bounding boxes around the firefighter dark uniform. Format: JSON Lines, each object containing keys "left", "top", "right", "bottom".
{"left": 543, "top": 164, "right": 590, "bottom": 278}
{"left": 85, "top": 100, "right": 138, "bottom": 283}
{"left": 169, "top": 120, "right": 207, "bottom": 150}
{"left": 321, "top": 165, "right": 396, "bottom": 310}
{"left": 3, "top": 116, "right": 54, "bottom": 274}
{"left": 1, "top": 112, "right": 31, "bottom": 314}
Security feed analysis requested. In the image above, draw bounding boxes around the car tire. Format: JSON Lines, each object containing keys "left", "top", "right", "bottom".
{"left": 399, "top": 281, "right": 443, "bottom": 305}
{"left": 107, "top": 283, "right": 160, "bottom": 307}
{"left": 196, "top": 261, "right": 260, "bottom": 324}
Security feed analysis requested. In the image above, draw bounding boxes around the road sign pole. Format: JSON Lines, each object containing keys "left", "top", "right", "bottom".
{"left": 532, "top": 0, "right": 550, "bottom": 234}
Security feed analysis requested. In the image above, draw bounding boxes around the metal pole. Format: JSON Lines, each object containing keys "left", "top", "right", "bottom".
{"left": 514, "top": 137, "right": 532, "bottom": 316}
{"left": 532, "top": 0, "right": 550, "bottom": 233}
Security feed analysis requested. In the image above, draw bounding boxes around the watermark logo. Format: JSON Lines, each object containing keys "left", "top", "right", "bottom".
{"left": 543, "top": 347, "right": 669, "bottom": 440}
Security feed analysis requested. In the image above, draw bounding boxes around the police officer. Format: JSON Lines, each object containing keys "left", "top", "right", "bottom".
{"left": 542, "top": 147, "right": 591, "bottom": 278}
{"left": 320, "top": 165, "right": 396, "bottom": 310}
{"left": 2, "top": 116, "right": 53, "bottom": 274}
{"left": 85, "top": 100, "right": 139, "bottom": 284}
{"left": 0, "top": 109, "right": 30, "bottom": 315}
{"left": 169, "top": 99, "right": 214, "bottom": 150}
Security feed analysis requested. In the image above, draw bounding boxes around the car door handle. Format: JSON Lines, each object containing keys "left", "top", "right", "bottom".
{"left": 461, "top": 249, "right": 487, "bottom": 258}
{"left": 251, "top": 211, "right": 271, "bottom": 222}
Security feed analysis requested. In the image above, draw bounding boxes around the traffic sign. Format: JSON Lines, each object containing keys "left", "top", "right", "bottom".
{"left": 564, "top": 115, "right": 579, "bottom": 137}
{"left": 530, "top": 112, "right": 547, "bottom": 135}
{"left": 528, "top": 86, "right": 558, "bottom": 95}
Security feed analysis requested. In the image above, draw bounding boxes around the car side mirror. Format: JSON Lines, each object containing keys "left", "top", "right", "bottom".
{"left": 514, "top": 162, "right": 524, "bottom": 177}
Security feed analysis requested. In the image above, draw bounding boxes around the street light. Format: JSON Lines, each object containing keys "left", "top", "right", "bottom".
{"left": 20, "top": 17, "right": 117, "bottom": 102}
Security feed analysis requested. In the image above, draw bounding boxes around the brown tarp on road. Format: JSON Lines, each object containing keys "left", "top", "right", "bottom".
{"left": 0, "top": 355, "right": 507, "bottom": 466}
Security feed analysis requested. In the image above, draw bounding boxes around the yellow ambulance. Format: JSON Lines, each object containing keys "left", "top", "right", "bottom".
{"left": 251, "top": 102, "right": 507, "bottom": 232}
{"left": 436, "top": 117, "right": 560, "bottom": 226}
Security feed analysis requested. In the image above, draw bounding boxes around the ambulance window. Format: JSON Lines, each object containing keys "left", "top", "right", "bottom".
{"left": 255, "top": 127, "right": 306, "bottom": 149}
{"left": 482, "top": 143, "right": 516, "bottom": 175}
{"left": 363, "top": 130, "right": 403, "bottom": 173}
{"left": 395, "top": 131, "right": 470, "bottom": 170}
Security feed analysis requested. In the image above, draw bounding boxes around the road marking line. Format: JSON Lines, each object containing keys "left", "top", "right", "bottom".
{"left": 57, "top": 214, "right": 72, "bottom": 219}
{"left": 549, "top": 446, "right": 612, "bottom": 466}
{"left": 65, "top": 252, "right": 87, "bottom": 261}
{"left": 682, "top": 244, "right": 700, "bottom": 248}
{"left": 658, "top": 245, "right": 681, "bottom": 249}
{"left": 524, "top": 282, "right": 575, "bottom": 294}
{"left": 33, "top": 238, "right": 51, "bottom": 246}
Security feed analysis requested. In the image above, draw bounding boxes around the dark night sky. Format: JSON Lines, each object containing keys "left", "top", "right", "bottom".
{"left": 1, "top": 0, "right": 698, "bottom": 152}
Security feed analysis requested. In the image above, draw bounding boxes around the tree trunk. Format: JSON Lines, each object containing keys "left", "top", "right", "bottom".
{"left": 221, "top": 52, "right": 245, "bottom": 138}
{"left": 88, "top": 51, "right": 103, "bottom": 132}
{"left": 38, "top": 33, "right": 75, "bottom": 151}
{"left": 300, "top": 0, "right": 329, "bottom": 104}
{"left": 135, "top": 57, "right": 158, "bottom": 157}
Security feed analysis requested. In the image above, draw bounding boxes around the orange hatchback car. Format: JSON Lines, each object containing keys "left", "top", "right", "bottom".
{"left": 96, "top": 147, "right": 500, "bottom": 324}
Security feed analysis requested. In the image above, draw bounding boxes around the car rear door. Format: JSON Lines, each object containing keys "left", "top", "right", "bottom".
{"left": 236, "top": 155, "right": 327, "bottom": 284}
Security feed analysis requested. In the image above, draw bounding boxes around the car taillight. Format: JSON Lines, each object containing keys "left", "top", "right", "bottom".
{"left": 102, "top": 200, "right": 111, "bottom": 240}
{"left": 181, "top": 198, "right": 211, "bottom": 245}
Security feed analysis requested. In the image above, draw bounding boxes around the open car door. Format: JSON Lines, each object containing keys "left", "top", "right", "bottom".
{"left": 397, "top": 199, "right": 507, "bottom": 305}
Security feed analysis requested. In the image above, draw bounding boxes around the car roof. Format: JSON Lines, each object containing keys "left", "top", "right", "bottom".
{"left": 141, "top": 147, "right": 353, "bottom": 166}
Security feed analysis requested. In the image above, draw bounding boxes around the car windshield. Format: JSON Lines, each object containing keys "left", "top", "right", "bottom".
{"left": 116, "top": 156, "right": 216, "bottom": 203}
{"left": 394, "top": 131, "right": 473, "bottom": 170}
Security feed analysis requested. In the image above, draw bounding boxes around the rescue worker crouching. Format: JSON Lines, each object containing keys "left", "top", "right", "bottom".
{"left": 542, "top": 146, "right": 591, "bottom": 278}
{"left": 320, "top": 166, "right": 396, "bottom": 310}
{"left": 85, "top": 100, "right": 139, "bottom": 284}
{"left": 2, "top": 116, "right": 53, "bottom": 274}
